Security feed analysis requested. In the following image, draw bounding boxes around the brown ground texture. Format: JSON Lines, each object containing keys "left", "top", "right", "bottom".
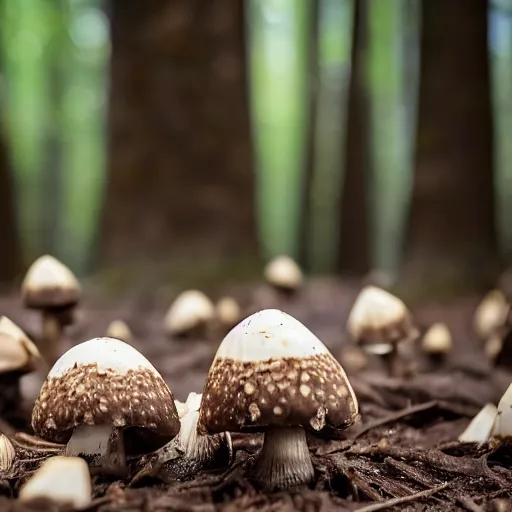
{"left": 0, "top": 278, "right": 511, "bottom": 511}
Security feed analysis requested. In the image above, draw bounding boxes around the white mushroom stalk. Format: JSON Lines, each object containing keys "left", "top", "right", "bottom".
{"left": 198, "top": 309, "right": 358, "bottom": 491}
{"left": 459, "top": 403, "right": 497, "bottom": 443}
{"left": 31, "top": 337, "right": 180, "bottom": 477}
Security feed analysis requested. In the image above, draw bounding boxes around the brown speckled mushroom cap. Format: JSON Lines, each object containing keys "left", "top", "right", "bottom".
{"left": 31, "top": 337, "right": 180, "bottom": 444}
{"left": 21, "top": 255, "right": 81, "bottom": 310}
{"left": 347, "top": 286, "right": 417, "bottom": 352}
{"left": 198, "top": 309, "right": 358, "bottom": 437}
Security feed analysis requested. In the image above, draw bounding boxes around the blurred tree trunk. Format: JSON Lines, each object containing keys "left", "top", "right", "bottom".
{"left": 402, "top": 0, "right": 497, "bottom": 294}
{"left": 338, "top": 0, "right": 371, "bottom": 275}
{"left": 0, "top": 127, "right": 20, "bottom": 285}
{"left": 100, "top": 0, "right": 257, "bottom": 284}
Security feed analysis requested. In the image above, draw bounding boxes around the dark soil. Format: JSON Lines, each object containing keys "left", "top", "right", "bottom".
{"left": 0, "top": 279, "right": 511, "bottom": 511}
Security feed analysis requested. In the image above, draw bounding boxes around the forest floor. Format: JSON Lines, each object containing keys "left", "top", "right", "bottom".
{"left": 0, "top": 278, "right": 511, "bottom": 511}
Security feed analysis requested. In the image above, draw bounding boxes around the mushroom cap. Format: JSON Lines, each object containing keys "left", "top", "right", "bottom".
{"left": 492, "top": 383, "right": 512, "bottom": 439}
{"left": 421, "top": 322, "right": 453, "bottom": 355}
{"left": 474, "top": 290, "right": 509, "bottom": 340}
{"left": 105, "top": 320, "right": 132, "bottom": 343}
{"left": 164, "top": 290, "right": 215, "bottom": 335}
{"left": 347, "top": 286, "right": 416, "bottom": 347}
{"left": 31, "top": 337, "right": 180, "bottom": 444}
{"left": 0, "top": 316, "right": 41, "bottom": 371}
{"left": 216, "top": 297, "right": 242, "bottom": 327}
{"left": 21, "top": 255, "right": 81, "bottom": 309}
{"left": 19, "top": 456, "right": 91, "bottom": 508}
{"left": 198, "top": 309, "right": 358, "bottom": 437}
{"left": 264, "top": 255, "right": 303, "bottom": 290}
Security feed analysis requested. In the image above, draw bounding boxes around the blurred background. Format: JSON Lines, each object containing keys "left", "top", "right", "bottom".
{"left": 0, "top": 0, "right": 510, "bottom": 299}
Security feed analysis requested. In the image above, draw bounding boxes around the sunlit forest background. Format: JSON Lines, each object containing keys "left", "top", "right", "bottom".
{"left": 0, "top": 0, "right": 511, "bottom": 299}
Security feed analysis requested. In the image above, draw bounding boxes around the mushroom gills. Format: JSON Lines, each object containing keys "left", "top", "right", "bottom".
{"left": 65, "top": 424, "right": 127, "bottom": 476}
{"left": 252, "top": 426, "right": 314, "bottom": 491}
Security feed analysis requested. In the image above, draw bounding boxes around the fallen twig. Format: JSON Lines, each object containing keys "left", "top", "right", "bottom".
{"left": 354, "top": 482, "right": 449, "bottom": 512}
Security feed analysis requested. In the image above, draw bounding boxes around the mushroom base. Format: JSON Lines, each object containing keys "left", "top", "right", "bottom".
{"left": 252, "top": 426, "right": 314, "bottom": 491}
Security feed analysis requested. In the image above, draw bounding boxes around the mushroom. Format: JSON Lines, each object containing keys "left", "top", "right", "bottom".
{"left": 0, "top": 317, "right": 41, "bottom": 426}
{"left": 459, "top": 403, "right": 497, "bottom": 443}
{"left": 263, "top": 255, "right": 303, "bottom": 296}
{"left": 21, "top": 255, "right": 81, "bottom": 366}
{"left": 346, "top": 285, "right": 418, "bottom": 377}
{"left": 133, "top": 391, "right": 231, "bottom": 483}
{"left": 198, "top": 309, "right": 359, "bottom": 491}
{"left": 215, "top": 297, "right": 242, "bottom": 331}
{"left": 164, "top": 290, "right": 215, "bottom": 338}
{"left": 105, "top": 320, "right": 132, "bottom": 343}
{"left": 421, "top": 322, "right": 452, "bottom": 367}
{"left": 474, "top": 290, "right": 509, "bottom": 340}
{"left": 31, "top": 337, "right": 180, "bottom": 476}
{"left": 0, "top": 434, "right": 15, "bottom": 475}
{"left": 491, "top": 383, "right": 512, "bottom": 441}
{"left": 19, "top": 456, "right": 91, "bottom": 508}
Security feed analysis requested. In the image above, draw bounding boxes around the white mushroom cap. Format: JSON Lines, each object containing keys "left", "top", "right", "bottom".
{"left": 459, "top": 403, "right": 498, "bottom": 443}
{"left": 21, "top": 255, "right": 81, "bottom": 309}
{"left": 0, "top": 434, "right": 15, "bottom": 473}
{"left": 19, "top": 456, "right": 91, "bottom": 508}
{"left": 264, "top": 255, "right": 303, "bottom": 291}
{"left": 474, "top": 290, "right": 509, "bottom": 340}
{"left": 485, "top": 334, "right": 503, "bottom": 360}
{"left": 421, "top": 323, "right": 453, "bottom": 355}
{"left": 164, "top": 290, "right": 215, "bottom": 336}
{"left": 492, "top": 383, "right": 512, "bottom": 439}
{"left": 31, "top": 337, "right": 180, "bottom": 444}
{"left": 0, "top": 316, "right": 41, "bottom": 372}
{"left": 105, "top": 320, "right": 132, "bottom": 343}
{"left": 216, "top": 297, "right": 242, "bottom": 327}
{"left": 347, "top": 286, "right": 417, "bottom": 348}
{"left": 198, "top": 309, "right": 358, "bottom": 436}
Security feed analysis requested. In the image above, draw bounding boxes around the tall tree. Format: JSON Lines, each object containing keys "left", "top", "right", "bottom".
{"left": 402, "top": 0, "right": 497, "bottom": 293}
{"left": 338, "top": 0, "right": 371, "bottom": 275}
{"left": 100, "top": 0, "right": 257, "bottom": 284}
{"left": 0, "top": 125, "right": 20, "bottom": 285}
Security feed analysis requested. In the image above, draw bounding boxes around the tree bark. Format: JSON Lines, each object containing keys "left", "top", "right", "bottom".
{"left": 0, "top": 125, "right": 20, "bottom": 285}
{"left": 402, "top": 0, "right": 497, "bottom": 293}
{"left": 100, "top": 0, "right": 257, "bottom": 284}
{"left": 338, "top": 0, "right": 371, "bottom": 275}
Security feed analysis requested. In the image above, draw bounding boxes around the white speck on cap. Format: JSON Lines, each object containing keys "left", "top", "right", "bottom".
{"left": 48, "top": 337, "right": 156, "bottom": 379}
{"left": 214, "top": 309, "right": 329, "bottom": 363}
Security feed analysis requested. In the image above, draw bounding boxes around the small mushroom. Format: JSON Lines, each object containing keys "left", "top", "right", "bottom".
{"left": 491, "top": 383, "right": 512, "bottom": 441}
{"left": 164, "top": 290, "right": 215, "bottom": 338}
{"left": 263, "top": 255, "right": 303, "bottom": 296}
{"left": 346, "top": 286, "right": 418, "bottom": 377}
{"left": 105, "top": 320, "right": 132, "bottom": 343}
{"left": 19, "top": 456, "right": 91, "bottom": 508}
{"left": 421, "top": 322, "right": 452, "bottom": 366}
{"left": 134, "top": 391, "right": 230, "bottom": 482}
{"left": 0, "top": 434, "right": 15, "bottom": 474}
{"left": 215, "top": 297, "right": 242, "bottom": 331}
{"left": 31, "top": 337, "right": 180, "bottom": 477}
{"left": 459, "top": 403, "right": 497, "bottom": 443}
{"left": 21, "top": 255, "right": 81, "bottom": 366}
{"left": 474, "top": 290, "right": 509, "bottom": 340}
{"left": 198, "top": 309, "right": 359, "bottom": 491}
{"left": 0, "top": 317, "right": 41, "bottom": 426}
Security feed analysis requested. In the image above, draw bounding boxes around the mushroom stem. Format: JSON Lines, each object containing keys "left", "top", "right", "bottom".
{"left": 381, "top": 346, "right": 404, "bottom": 378}
{"left": 65, "top": 424, "right": 127, "bottom": 477}
{"left": 253, "top": 426, "right": 314, "bottom": 490}
{"left": 41, "top": 311, "right": 62, "bottom": 366}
